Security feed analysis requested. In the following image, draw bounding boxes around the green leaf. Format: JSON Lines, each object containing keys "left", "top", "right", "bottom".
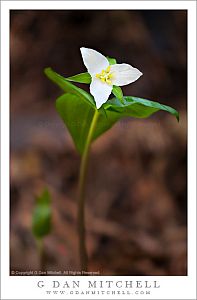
{"left": 112, "top": 85, "right": 124, "bottom": 103}
{"left": 107, "top": 57, "right": 117, "bottom": 65}
{"left": 104, "top": 96, "right": 179, "bottom": 122}
{"left": 66, "top": 72, "right": 91, "bottom": 84}
{"left": 44, "top": 68, "right": 95, "bottom": 107}
{"left": 32, "top": 189, "right": 52, "bottom": 239}
{"left": 56, "top": 93, "right": 96, "bottom": 153}
{"left": 45, "top": 68, "right": 179, "bottom": 154}
{"left": 56, "top": 93, "right": 179, "bottom": 154}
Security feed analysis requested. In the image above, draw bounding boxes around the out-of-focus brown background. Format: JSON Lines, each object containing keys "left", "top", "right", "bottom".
{"left": 10, "top": 10, "right": 187, "bottom": 275}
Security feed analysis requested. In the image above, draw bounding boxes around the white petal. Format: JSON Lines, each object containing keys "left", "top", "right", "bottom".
{"left": 90, "top": 78, "right": 112, "bottom": 109}
{"left": 80, "top": 47, "right": 109, "bottom": 76}
{"left": 110, "top": 63, "right": 143, "bottom": 86}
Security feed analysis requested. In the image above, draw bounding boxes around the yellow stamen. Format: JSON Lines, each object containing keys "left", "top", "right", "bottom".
{"left": 96, "top": 66, "right": 113, "bottom": 85}
{"left": 106, "top": 66, "right": 111, "bottom": 72}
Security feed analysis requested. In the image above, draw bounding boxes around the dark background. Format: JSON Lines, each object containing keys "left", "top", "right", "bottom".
{"left": 10, "top": 10, "right": 187, "bottom": 275}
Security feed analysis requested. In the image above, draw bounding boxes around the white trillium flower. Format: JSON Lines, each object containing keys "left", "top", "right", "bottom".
{"left": 80, "top": 47, "right": 143, "bottom": 109}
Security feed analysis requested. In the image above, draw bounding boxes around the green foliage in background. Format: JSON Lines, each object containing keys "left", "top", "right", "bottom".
{"left": 32, "top": 189, "right": 52, "bottom": 239}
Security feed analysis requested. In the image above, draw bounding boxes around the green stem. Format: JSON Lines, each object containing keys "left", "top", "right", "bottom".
{"left": 36, "top": 238, "right": 45, "bottom": 271}
{"left": 77, "top": 109, "right": 99, "bottom": 272}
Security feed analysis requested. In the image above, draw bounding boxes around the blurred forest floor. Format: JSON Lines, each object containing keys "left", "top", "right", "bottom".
{"left": 10, "top": 10, "right": 187, "bottom": 275}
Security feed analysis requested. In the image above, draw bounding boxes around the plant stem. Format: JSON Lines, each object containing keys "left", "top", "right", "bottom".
{"left": 37, "top": 238, "right": 45, "bottom": 271}
{"left": 77, "top": 109, "right": 99, "bottom": 272}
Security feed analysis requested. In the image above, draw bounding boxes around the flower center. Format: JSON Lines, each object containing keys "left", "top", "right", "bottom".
{"left": 96, "top": 66, "right": 113, "bottom": 85}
